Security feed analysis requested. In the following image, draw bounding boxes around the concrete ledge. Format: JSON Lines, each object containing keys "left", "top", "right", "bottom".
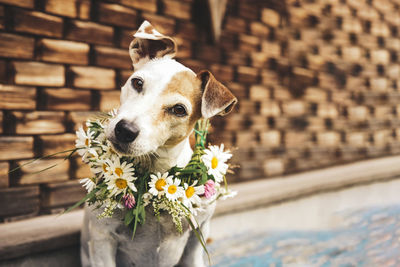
{"left": 216, "top": 155, "right": 400, "bottom": 216}
{"left": 1, "top": 155, "right": 400, "bottom": 262}
{"left": 0, "top": 211, "right": 82, "bottom": 261}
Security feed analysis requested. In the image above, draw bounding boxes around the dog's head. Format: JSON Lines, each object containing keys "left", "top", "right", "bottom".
{"left": 106, "top": 21, "right": 237, "bottom": 157}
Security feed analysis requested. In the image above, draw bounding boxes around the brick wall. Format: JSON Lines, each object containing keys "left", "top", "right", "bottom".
{"left": 0, "top": 0, "right": 399, "bottom": 221}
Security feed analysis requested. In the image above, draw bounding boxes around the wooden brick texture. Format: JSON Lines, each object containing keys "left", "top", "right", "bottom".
{"left": 38, "top": 39, "right": 90, "bottom": 65}
{"left": 0, "top": 33, "right": 34, "bottom": 59}
{"left": 12, "top": 111, "right": 65, "bottom": 134}
{"left": 0, "top": 186, "right": 39, "bottom": 218}
{"left": 43, "top": 88, "right": 91, "bottom": 110}
{"left": 0, "top": 85, "right": 36, "bottom": 109}
{"left": 45, "top": 0, "right": 90, "bottom": 19}
{"left": 13, "top": 61, "right": 65, "bottom": 86}
{"left": 120, "top": 0, "right": 157, "bottom": 13}
{"left": 0, "top": 0, "right": 33, "bottom": 8}
{"left": 66, "top": 20, "right": 113, "bottom": 46}
{"left": 94, "top": 46, "right": 131, "bottom": 69}
{"left": 0, "top": 137, "right": 34, "bottom": 160}
{"left": 12, "top": 9, "right": 63, "bottom": 38}
{"left": 0, "top": 162, "right": 9, "bottom": 188}
{"left": 69, "top": 66, "right": 115, "bottom": 90}
{"left": 98, "top": 3, "right": 137, "bottom": 28}
{"left": 0, "top": 0, "right": 399, "bottom": 221}
{"left": 41, "top": 181, "right": 85, "bottom": 211}
{"left": 15, "top": 159, "right": 70, "bottom": 185}
{"left": 38, "top": 134, "right": 76, "bottom": 156}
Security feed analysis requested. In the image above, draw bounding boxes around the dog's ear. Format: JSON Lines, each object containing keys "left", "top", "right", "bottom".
{"left": 129, "top": 21, "right": 177, "bottom": 69}
{"left": 198, "top": 70, "right": 238, "bottom": 118}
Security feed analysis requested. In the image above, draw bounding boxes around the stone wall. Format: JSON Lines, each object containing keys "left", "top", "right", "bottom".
{"left": 0, "top": 0, "right": 399, "bottom": 221}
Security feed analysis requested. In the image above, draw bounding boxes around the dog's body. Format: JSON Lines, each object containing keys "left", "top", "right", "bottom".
{"left": 81, "top": 21, "right": 237, "bottom": 267}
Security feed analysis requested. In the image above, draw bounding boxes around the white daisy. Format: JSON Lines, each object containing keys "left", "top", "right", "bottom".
{"left": 105, "top": 155, "right": 135, "bottom": 180}
{"left": 182, "top": 181, "right": 204, "bottom": 213}
{"left": 75, "top": 127, "right": 98, "bottom": 162}
{"left": 90, "top": 158, "right": 111, "bottom": 177}
{"left": 107, "top": 175, "right": 137, "bottom": 196}
{"left": 201, "top": 144, "right": 232, "bottom": 183}
{"left": 163, "top": 177, "right": 184, "bottom": 201}
{"left": 76, "top": 127, "right": 93, "bottom": 150}
{"left": 100, "top": 140, "right": 122, "bottom": 159}
{"left": 105, "top": 156, "right": 137, "bottom": 195}
{"left": 87, "top": 125, "right": 107, "bottom": 156}
{"left": 217, "top": 185, "right": 238, "bottom": 200}
{"left": 80, "top": 177, "right": 96, "bottom": 193}
{"left": 148, "top": 172, "right": 172, "bottom": 197}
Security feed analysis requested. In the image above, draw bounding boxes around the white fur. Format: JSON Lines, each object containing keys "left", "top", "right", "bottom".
{"left": 106, "top": 58, "right": 195, "bottom": 158}
{"left": 154, "top": 137, "right": 194, "bottom": 172}
{"left": 135, "top": 21, "right": 166, "bottom": 40}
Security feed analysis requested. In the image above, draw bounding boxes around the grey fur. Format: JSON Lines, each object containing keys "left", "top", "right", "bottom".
{"left": 81, "top": 202, "right": 215, "bottom": 267}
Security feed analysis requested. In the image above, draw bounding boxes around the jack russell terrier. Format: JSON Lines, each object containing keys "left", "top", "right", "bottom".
{"left": 80, "top": 21, "right": 237, "bottom": 267}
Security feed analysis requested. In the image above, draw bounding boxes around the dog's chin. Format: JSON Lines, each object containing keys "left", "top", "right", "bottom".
{"left": 109, "top": 140, "right": 154, "bottom": 158}
{"left": 110, "top": 141, "right": 131, "bottom": 156}
{"left": 109, "top": 141, "right": 157, "bottom": 169}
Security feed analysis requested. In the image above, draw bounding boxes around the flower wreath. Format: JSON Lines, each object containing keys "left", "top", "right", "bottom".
{"left": 69, "top": 110, "right": 236, "bottom": 254}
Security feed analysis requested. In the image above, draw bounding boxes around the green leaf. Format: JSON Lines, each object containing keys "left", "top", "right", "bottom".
{"left": 133, "top": 205, "right": 145, "bottom": 225}
{"left": 139, "top": 205, "right": 146, "bottom": 224}
{"left": 199, "top": 164, "right": 207, "bottom": 172}
{"left": 132, "top": 205, "right": 140, "bottom": 239}
{"left": 178, "top": 169, "right": 202, "bottom": 174}
{"left": 199, "top": 173, "right": 208, "bottom": 185}
{"left": 131, "top": 171, "right": 149, "bottom": 239}
{"left": 124, "top": 209, "right": 135, "bottom": 225}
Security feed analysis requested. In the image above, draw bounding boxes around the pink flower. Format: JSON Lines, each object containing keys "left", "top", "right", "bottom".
{"left": 204, "top": 180, "right": 216, "bottom": 199}
{"left": 122, "top": 194, "right": 135, "bottom": 209}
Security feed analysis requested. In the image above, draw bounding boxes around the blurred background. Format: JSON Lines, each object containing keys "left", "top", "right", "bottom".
{"left": 0, "top": 0, "right": 399, "bottom": 266}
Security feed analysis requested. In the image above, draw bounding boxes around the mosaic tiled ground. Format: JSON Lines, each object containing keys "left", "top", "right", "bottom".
{"left": 210, "top": 206, "right": 400, "bottom": 267}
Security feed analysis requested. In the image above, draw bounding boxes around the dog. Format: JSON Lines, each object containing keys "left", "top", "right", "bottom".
{"left": 80, "top": 21, "right": 237, "bottom": 267}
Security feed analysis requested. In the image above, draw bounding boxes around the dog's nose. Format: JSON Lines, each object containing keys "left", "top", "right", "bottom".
{"left": 115, "top": 120, "right": 140, "bottom": 143}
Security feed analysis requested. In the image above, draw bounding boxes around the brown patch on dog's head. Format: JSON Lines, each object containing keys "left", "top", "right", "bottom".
{"left": 160, "top": 71, "right": 202, "bottom": 147}
{"left": 144, "top": 25, "right": 154, "bottom": 34}
{"left": 198, "top": 70, "right": 237, "bottom": 118}
{"left": 159, "top": 70, "right": 237, "bottom": 146}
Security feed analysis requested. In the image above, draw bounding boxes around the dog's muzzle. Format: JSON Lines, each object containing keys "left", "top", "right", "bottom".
{"left": 114, "top": 119, "right": 140, "bottom": 143}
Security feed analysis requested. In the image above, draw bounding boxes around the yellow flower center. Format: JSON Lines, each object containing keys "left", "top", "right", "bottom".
{"left": 155, "top": 179, "right": 166, "bottom": 191}
{"left": 102, "top": 163, "right": 108, "bottom": 172}
{"left": 168, "top": 185, "right": 177, "bottom": 194}
{"left": 115, "top": 178, "right": 127, "bottom": 189}
{"left": 115, "top": 167, "right": 123, "bottom": 177}
{"left": 211, "top": 156, "right": 218, "bottom": 169}
{"left": 185, "top": 186, "right": 195, "bottom": 198}
{"left": 85, "top": 138, "right": 89, "bottom": 146}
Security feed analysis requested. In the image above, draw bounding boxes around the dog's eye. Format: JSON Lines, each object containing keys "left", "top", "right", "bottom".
{"left": 169, "top": 104, "right": 187, "bottom": 117}
{"left": 131, "top": 78, "right": 143, "bottom": 92}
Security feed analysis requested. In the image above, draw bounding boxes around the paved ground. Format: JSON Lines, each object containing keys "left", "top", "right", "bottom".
{"left": 209, "top": 179, "right": 400, "bottom": 267}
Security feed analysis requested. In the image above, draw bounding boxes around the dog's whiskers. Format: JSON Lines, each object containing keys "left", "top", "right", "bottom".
{"left": 132, "top": 151, "right": 160, "bottom": 171}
